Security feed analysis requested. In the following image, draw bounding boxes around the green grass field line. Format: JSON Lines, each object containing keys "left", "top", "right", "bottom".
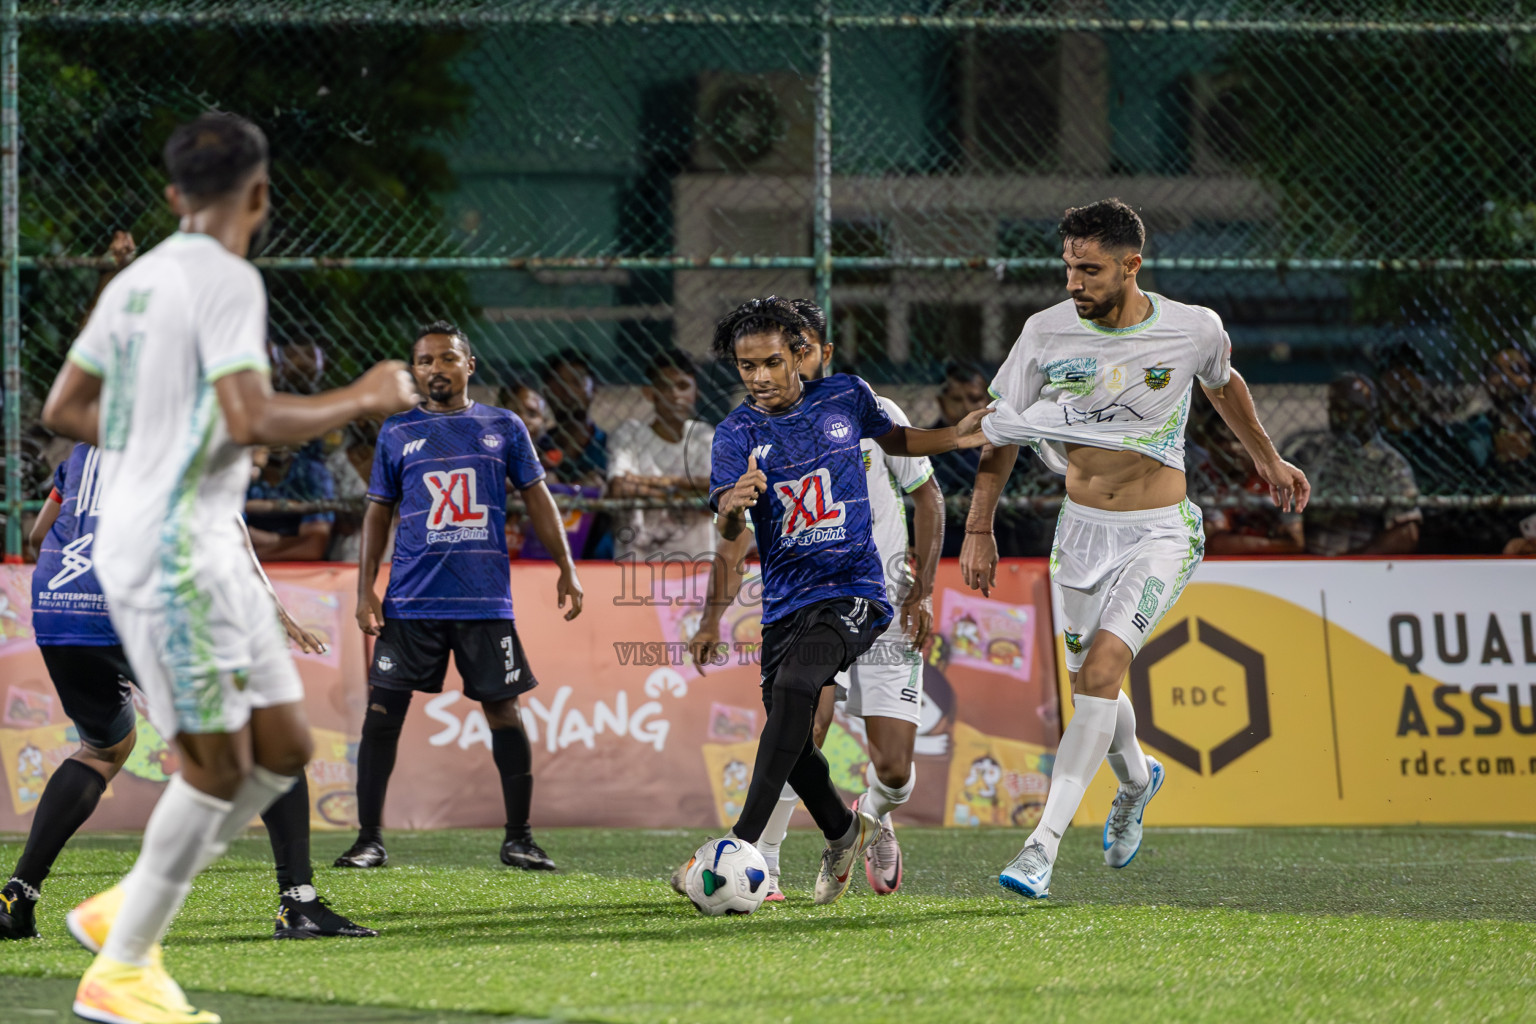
{"left": 1, "top": 828, "right": 1533, "bottom": 1023}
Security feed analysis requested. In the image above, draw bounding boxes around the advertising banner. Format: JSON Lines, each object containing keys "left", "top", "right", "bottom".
{"left": 0, "top": 558, "right": 1057, "bottom": 833}
{"left": 1059, "top": 560, "right": 1536, "bottom": 826}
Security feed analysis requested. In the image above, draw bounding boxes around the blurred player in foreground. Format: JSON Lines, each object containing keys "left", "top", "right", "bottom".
{"left": 338, "top": 321, "right": 583, "bottom": 872}
{"left": 0, "top": 442, "right": 376, "bottom": 945}
{"left": 677, "top": 297, "right": 987, "bottom": 906}
{"left": 962, "top": 198, "right": 1309, "bottom": 898}
{"left": 40, "top": 111, "right": 416, "bottom": 1024}
{"left": 689, "top": 299, "right": 944, "bottom": 899}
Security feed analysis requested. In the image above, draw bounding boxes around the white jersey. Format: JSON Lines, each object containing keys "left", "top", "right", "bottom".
{"left": 981, "top": 293, "right": 1232, "bottom": 474}
{"left": 608, "top": 416, "right": 716, "bottom": 561}
{"left": 863, "top": 395, "right": 934, "bottom": 607}
{"left": 67, "top": 232, "right": 270, "bottom": 608}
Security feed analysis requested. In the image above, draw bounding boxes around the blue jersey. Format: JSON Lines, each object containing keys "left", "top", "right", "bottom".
{"left": 32, "top": 444, "right": 118, "bottom": 646}
{"left": 369, "top": 402, "right": 544, "bottom": 620}
{"left": 709, "top": 374, "right": 896, "bottom": 626}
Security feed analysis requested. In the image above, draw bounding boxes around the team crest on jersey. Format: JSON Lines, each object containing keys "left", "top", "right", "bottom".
{"left": 1143, "top": 366, "right": 1173, "bottom": 391}
{"left": 1105, "top": 365, "right": 1128, "bottom": 393}
{"left": 1044, "top": 357, "right": 1097, "bottom": 396}
{"left": 1064, "top": 631, "right": 1084, "bottom": 654}
{"left": 774, "top": 468, "right": 847, "bottom": 547}
{"left": 822, "top": 414, "right": 854, "bottom": 443}
{"left": 423, "top": 468, "right": 491, "bottom": 543}
{"left": 481, "top": 434, "right": 501, "bottom": 450}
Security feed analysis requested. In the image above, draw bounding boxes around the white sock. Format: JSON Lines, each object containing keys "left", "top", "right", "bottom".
{"left": 281, "top": 884, "right": 317, "bottom": 903}
{"left": 101, "top": 776, "right": 231, "bottom": 966}
{"left": 861, "top": 761, "right": 914, "bottom": 823}
{"left": 1027, "top": 694, "right": 1118, "bottom": 861}
{"left": 193, "top": 766, "right": 297, "bottom": 874}
{"left": 755, "top": 783, "right": 799, "bottom": 873}
{"left": 1103, "top": 691, "right": 1151, "bottom": 788}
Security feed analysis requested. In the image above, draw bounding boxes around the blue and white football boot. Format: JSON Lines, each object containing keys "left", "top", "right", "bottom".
{"left": 1103, "top": 755, "right": 1164, "bottom": 868}
{"left": 998, "top": 840, "right": 1053, "bottom": 899}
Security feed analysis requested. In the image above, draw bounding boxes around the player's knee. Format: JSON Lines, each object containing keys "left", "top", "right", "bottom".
{"left": 363, "top": 686, "right": 412, "bottom": 738}
{"left": 90, "top": 729, "right": 137, "bottom": 773}
{"left": 482, "top": 698, "right": 522, "bottom": 731}
{"left": 869, "top": 748, "right": 910, "bottom": 788}
{"left": 262, "top": 731, "right": 312, "bottom": 777}
{"left": 1075, "top": 659, "right": 1125, "bottom": 699}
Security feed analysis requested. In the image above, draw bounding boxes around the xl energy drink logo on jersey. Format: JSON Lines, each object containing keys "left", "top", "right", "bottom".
{"left": 775, "top": 468, "right": 847, "bottom": 547}
{"left": 424, "top": 468, "right": 491, "bottom": 543}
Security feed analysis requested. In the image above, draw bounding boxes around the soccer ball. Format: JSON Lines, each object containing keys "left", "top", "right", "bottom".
{"left": 683, "top": 837, "right": 770, "bottom": 916}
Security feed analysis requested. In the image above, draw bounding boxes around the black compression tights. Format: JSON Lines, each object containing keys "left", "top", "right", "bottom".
{"left": 731, "top": 623, "right": 856, "bottom": 844}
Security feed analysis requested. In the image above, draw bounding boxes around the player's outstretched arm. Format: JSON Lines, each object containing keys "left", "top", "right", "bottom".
{"left": 522, "top": 480, "right": 584, "bottom": 621}
{"left": 356, "top": 499, "right": 395, "bottom": 636}
{"left": 1201, "top": 368, "right": 1311, "bottom": 513}
{"left": 875, "top": 407, "right": 993, "bottom": 458}
{"left": 689, "top": 528, "right": 753, "bottom": 673}
{"left": 239, "top": 515, "right": 327, "bottom": 654}
{"left": 960, "top": 443, "right": 1020, "bottom": 597}
{"left": 903, "top": 475, "right": 944, "bottom": 649}
{"left": 28, "top": 492, "right": 62, "bottom": 560}
{"left": 216, "top": 362, "right": 417, "bottom": 448}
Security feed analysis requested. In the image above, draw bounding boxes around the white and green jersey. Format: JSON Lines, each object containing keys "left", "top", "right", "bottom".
{"left": 67, "top": 232, "right": 270, "bottom": 608}
{"left": 981, "top": 293, "right": 1232, "bottom": 475}
{"left": 864, "top": 395, "right": 934, "bottom": 608}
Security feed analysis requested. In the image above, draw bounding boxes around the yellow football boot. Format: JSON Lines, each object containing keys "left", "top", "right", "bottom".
{"left": 73, "top": 954, "right": 219, "bottom": 1024}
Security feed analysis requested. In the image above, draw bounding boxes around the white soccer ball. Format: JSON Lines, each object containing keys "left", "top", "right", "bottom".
{"left": 684, "top": 837, "right": 770, "bottom": 916}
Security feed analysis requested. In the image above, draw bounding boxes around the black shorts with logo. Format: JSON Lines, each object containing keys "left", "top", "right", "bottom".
{"left": 38, "top": 644, "right": 137, "bottom": 750}
{"left": 758, "top": 596, "right": 890, "bottom": 694}
{"left": 368, "top": 618, "right": 538, "bottom": 703}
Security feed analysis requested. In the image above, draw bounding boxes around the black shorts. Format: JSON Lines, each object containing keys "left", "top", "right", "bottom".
{"left": 368, "top": 618, "right": 538, "bottom": 703}
{"left": 38, "top": 644, "right": 137, "bottom": 750}
{"left": 758, "top": 596, "right": 890, "bottom": 692}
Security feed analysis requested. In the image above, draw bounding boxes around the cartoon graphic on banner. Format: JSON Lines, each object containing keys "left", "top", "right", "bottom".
{"left": 939, "top": 589, "right": 1035, "bottom": 678}
{"left": 4, "top": 687, "right": 54, "bottom": 728}
{"left": 944, "top": 722, "right": 1052, "bottom": 827}
{"left": 121, "top": 706, "right": 176, "bottom": 783}
{"left": 0, "top": 722, "right": 110, "bottom": 815}
{"left": 307, "top": 728, "right": 357, "bottom": 830}
{"left": 0, "top": 570, "right": 32, "bottom": 651}
{"left": 701, "top": 741, "right": 757, "bottom": 827}
{"left": 707, "top": 703, "right": 757, "bottom": 743}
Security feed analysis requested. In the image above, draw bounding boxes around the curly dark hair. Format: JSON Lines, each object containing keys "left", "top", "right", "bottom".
{"left": 790, "top": 298, "right": 827, "bottom": 343}
{"left": 413, "top": 319, "right": 473, "bottom": 357}
{"left": 1059, "top": 197, "right": 1145, "bottom": 253}
{"left": 711, "top": 295, "right": 812, "bottom": 361}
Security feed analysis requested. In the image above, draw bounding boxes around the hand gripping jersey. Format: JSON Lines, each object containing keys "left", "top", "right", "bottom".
{"left": 369, "top": 402, "right": 544, "bottom": 620}
{"left": 66, "top": 232, "right": 271, "bottom": 608}
{"left": 709, "top": 373, "right": 896, "bottom": 625}
{"left": 31, "top": 443, "right": 118, "bottom": 646}
{"left": 981, "top": 293, "right": 1233, "bottom": 474}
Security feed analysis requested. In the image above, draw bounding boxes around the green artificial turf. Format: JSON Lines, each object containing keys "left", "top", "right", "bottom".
{"left": 2, "top": 827, "right": 1534, "bottom": 1023}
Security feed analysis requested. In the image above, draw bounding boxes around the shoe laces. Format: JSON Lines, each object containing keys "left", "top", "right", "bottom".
{"left": 1013, "top": 840, "right": 1051, "bottom": 876}
{"left": 1106, "top": 779, "right": 1148, "bottom": 837}
{"left": 869, "top": 825, "right": 899, "bottom": 873}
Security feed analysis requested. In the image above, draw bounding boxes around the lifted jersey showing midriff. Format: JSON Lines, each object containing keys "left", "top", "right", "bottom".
{"left": 1064, "top": 444, "right": 1187, "bottom": 511}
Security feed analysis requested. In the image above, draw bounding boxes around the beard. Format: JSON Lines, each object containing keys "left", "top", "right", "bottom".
{"left": 1074, "top": 291, "right": 1119, "bottom": 321}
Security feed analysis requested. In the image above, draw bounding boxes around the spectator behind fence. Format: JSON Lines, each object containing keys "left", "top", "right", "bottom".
{"left": 323, "top": 419, "right": 387, "bottom": 562}
{"left": 1475, "top": 346, "right": 1536, "bottom": 489}
{"left": 245, "top": 444, "right": 337, "bottom": 561}
{"left": 1284, "top": 373, "right": 1421, "bottom": 556}
{"left": 538, "top": 348, "right": 612, "bottom": 559}
{"left": 270, "top": 328, "right": 327, "bottom": 395}
{"left": 607, "top": 349, "right": 715, "bottom": 563}
{"left": 1187, "top": 399, "right": 1304, "bottom": 555}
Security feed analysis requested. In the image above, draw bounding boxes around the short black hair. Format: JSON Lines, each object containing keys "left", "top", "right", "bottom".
{"left": 790, "top": 298, "right": 827, "bottom": 343}
{"left": 646, "top": 348, "right": 697, "bottom": 385}
{"left": 541, "top": 347, "right": 589, "bottom": 382}
{"left": 942, "top": 358, "right": 987, "bottom": 383}
{"left": 1059, "top": 197, "right": 1145, "bottom": 253}
{"left": 413, "top": 319, "right": 472, "bottom": 357}
{"left": 163, "top": 112, "right": 268, "bottom": 201}
{"left": 712, "top": 295, "right": 811, "bottom": 361}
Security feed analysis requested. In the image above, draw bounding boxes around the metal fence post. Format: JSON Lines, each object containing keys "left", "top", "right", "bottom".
{"left": 813, "top": 0, "right": 832, "bottom": 340}
{"left": 2, "top": 0, "right": 18, "bottom": 562}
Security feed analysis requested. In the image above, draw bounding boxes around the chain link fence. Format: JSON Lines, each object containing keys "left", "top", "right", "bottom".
{"left": 6, "top": 0, "right": 1536, "bottom": 559}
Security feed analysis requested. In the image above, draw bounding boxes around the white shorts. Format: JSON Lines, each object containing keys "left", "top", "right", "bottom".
{"left": 108, "top": 567, "right": 304, "bottom": 740}
{"left": 1052, "top": 497, "right": 1204, "bottom": 674}
{"left": 833, "top": 620, "right": 924, "bottom": 726}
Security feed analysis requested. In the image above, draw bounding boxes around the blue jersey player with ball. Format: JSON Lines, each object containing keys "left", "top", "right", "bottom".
{"left": 675, "top": 297, "right": 990, "bottom": 906}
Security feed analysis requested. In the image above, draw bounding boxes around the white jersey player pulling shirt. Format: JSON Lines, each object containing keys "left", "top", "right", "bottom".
{"left": 67, "top": 231, "right": 302, "bottom": 738}
{"left": 982, "top": 293, "right": 1232, "bottom": 671}
{"left": 835, "top": 395, "right": 934, "bottom": 726}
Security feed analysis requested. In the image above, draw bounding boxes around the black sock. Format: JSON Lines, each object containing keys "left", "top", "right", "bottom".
{"left": 261, "top": 773, "right": 312, "bottom": 892}
{"left": 12, "top": 759, "right": 107, "bottom": 891}
{"left": 491, "top": 724, "right": 533, "bottom": 840}
{"left": 733, "top": 623, "right": 852, "bottom": 843}
{"left": 356, "top": 686, "right": 412, "bottom": 843}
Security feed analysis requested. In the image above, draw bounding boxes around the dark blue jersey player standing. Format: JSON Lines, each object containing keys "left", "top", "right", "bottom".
{"left": 673, "top": 297, "right": 990, "bottom": 907}
{"left": 338, "top": 321, "right": 584, "bottom": 873}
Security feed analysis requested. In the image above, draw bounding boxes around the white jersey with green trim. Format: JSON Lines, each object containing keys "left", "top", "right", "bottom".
{"left": 980, "top": 293, "right": 1232, "bottom": 475}
{"left": 67, "top": 232, "right": 270, "bottom": 608}
{"left": 864, "top": 394, "right": 933, "bottom": 607}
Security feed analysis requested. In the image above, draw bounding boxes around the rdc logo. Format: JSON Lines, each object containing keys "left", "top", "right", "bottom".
{"left": 822, "top": 414, "right": 853, "bottom": 442}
